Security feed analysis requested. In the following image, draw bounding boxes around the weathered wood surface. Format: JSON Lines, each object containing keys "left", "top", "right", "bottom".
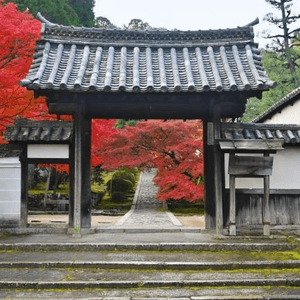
{"left": 223, "top": 190, "right": 300, "bottom": 227}
{"left": 20, "top": 149, "right": 28, "bottom": 227}
{"left": 213, "top": 106, "right": 224, "bottom": 234}
{"left": 219, "top": 140, "right": 283, "bottom": 151}
{"left": 228, "top": 156, "right": 273, "bottom": 176}
{"left": 203, "top": 120, "right": 216, "bottom": 229}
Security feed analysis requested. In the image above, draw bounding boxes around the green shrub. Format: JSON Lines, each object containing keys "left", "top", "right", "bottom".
{"left": 111, "top": 191, "right": 127, "bottom": 203}
{"left": 106, "top": 178, "right": 133, "bottom": 194}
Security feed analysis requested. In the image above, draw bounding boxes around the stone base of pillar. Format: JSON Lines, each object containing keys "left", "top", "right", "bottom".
{"left": 263, "top": 223, "right": 270, "bottom": 236}
{"left": 229, "top": 222, "right": 236, "bottom": 236}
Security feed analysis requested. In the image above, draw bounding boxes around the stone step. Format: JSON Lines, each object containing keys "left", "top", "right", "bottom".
{"left": 1, "top": 260, "right": 300, "bottom": 270}
{"left": 1, "top": 255, "right": 299, "bottom": 299}
{"left": 1, "top": 287, "right": 300, "bottom": 299}
{"left": 0, "top": 278, "right": 300, "bottom": 288}
{"left": 0, "top": 241, "right": 294, "bottom": 251}
{"left": 2, "top": 248, "right": 299, "bottom": 265}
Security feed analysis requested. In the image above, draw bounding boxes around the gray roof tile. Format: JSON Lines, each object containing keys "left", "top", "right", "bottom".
{"left": 4, "top": 120, "right": 73, "bottom": 143}
{"left": 222, "top": 122, "right": 300, "bottom": 144}
{"left": 20, "top": 16, "right": 273, "bottom": 94}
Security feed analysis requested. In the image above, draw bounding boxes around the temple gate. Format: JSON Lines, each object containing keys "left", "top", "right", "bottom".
{"left": 20, "top": 14, "right": 274, "bottom": 235}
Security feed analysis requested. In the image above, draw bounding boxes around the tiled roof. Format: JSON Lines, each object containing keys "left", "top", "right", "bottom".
{"left": 221, "top": 122, "right": 300, "bottom": 144}
{"left": 20, "top": 14, "right": 273, "bottom": 94}
{"left": 4, "top": 120, "right": 73, "bottom": 143}
{"left": 252, "top": 87, "right": 300, "bottom": 123}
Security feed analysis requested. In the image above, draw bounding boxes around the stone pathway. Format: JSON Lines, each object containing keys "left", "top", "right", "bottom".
{"left": 116, "top": 169, "right": 182, "bottom": 228}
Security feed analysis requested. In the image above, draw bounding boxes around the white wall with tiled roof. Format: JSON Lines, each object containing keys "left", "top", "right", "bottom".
{"left": 224, "top": 148, "right": 300, "bottom": 189}
{"left": 263, "top": 99, "right": 300, "bottom": 125}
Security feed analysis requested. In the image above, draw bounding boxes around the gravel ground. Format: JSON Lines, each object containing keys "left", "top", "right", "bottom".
{"left": 28, "top": 214, "right": 205, "bottom": 228}
{"left": 28, "top": 169, "right": 205, "bottom": 229}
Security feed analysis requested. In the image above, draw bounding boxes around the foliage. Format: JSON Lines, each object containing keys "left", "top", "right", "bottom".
{"left": 106, "top": 177, "right": 133, "bottom": 194}
{"left": 96, "top": 120, "right": 204, "bottom": 202}
{"left": 242, "top": 49, "right": 300, "bottom": 122}
{"left": 167, "top": 200, "right": 205, "bottom": 216}
{"left": 125, "top": 19, "right": 151, "bottom": 30}
{"left": 7, "top": 0, "right": 95, "bottom": 27}
{"left": 91, "top": 119, "right": 118, "bottom": 167}
{"left": 243, "top": 0, "right": 300, "bottom": 122}
{"left": 0, "top": 0, "right": 53, "bottom": 140}
{"left": 94, "top": 16, "right": 116, "bottom": 29}
{"left": 263, "top": 0, "right": 300, "bottom": 84}
{"left": 68, "top": 0, "right": 95, "bottom": 27}
{"left": 6, "top": 0, "right": 81, "bottom": 26}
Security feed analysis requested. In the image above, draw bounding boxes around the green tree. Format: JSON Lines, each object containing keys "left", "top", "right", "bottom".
{"left": 242, "top": 0, "right": 300, "bottom": 122}
{"left": 242, "top": 49, "right": 300, "bottom": 122}
{"left": 68, "top": 0, "right": 94, "bottom": 27}
{"left": 264, "top": 0, "right": 300, "bottom": 84}
{"left": 6, "top": 0, "right": 82, "bottom": 26}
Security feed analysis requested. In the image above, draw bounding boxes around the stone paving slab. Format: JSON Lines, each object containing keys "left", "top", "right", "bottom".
{"left": 116, "top": 169, "right": 178, "bottom": 228}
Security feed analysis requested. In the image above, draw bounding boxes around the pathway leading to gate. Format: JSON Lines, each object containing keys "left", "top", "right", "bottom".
{"left": 116, "top": 169, "right": 182, "bottom": 229}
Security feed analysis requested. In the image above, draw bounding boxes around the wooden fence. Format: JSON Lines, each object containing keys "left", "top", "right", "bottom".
{"left": 223, "top": 189, "right": 300, "bottom": 227}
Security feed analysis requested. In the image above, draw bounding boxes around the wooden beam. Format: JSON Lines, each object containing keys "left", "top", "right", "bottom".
{"left": 20, "top": 149, "right": 28, "bottom": 227}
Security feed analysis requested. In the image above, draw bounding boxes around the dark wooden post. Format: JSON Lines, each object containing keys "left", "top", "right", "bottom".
{"left": 68, "top": 141, "right": 74, "bottom": 228}
{"left": 71, "top": 104, "right": 92, "bottom": 236}
{"left": 213, "top": 106, "right": 223, "bottom": 235}
{"left": 263, "top": 153, "right": 270, "bottom": 235}
{"left": 81, "top": 115, "right": 91, "bottom": 228}
{"left": 229, "top": 173, "right": 236, "bottom": 235}
{"left": 203, "top": 120, "right": 215, "bottom": 229}
{"left": 20, "top": 147, "right": 28, "bottom": 227}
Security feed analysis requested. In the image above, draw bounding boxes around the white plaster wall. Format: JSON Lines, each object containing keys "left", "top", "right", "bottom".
{"left": 224, "top": 147, "right": 300, "bottom": 189}
{"left": 263, "top": 100, "right": 300, "bottom": 125}
{"left": 0, "top": 157, "right": 21, "bottom": 226}
{"left": 28, "top": 144, "right": 69, "bottom": 159}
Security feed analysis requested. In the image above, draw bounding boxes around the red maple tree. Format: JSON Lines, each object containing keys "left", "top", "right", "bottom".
{"left": 91, "top": 119, "right": 118, "bottom": 167}
{"left": 97, "top": 120, "right": 204, "bottom": 202}
{"left": 0, "top": 0, "right": 68, "bottom": 144}
{"left": 0, "top": 1, "right": 40, "bottom": 132}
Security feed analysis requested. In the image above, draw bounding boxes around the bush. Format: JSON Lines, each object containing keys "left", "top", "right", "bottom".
{"left": 106, "top": 178, "right": 133, "bottom": 194}
{"left": 111, "top": 191, "right": 127, "bottom": 203}
{"left": 113, "top": 167, "right": 139, "bottom": 183}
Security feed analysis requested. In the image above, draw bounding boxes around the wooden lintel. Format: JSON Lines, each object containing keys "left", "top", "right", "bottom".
{"left": 48, "top": 103, "right": 78, "bottom": 115}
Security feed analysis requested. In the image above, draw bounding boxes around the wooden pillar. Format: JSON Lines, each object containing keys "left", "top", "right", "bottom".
{"left": 71, "top": 105, "right": 92, "bottom": 235}
{"left": 20, "top": 147, "right": 28, "bottom": 227}
{"left": 68, "top": 141, "right": 74, "bottom": 228}
{"left": 263, "top": 175, "right": 271, "bottom": 235}
{"left": 81, "top": 115, "right": 91, "bottom": 228}
{"left": 229, "top": 174, "right": 236, "bottom": 235}
{"left": 203, "top": 120, "right": 216, "bottom": 229}
{"left": 263, "top": 152, "right": 270, "bottom": 236}
{"left": 213, "top": 106, "right": 223, "bottom": 235}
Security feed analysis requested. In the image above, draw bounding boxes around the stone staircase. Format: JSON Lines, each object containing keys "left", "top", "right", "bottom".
{"left": 0, "top": 236, "right": 300, "bottom": 299}
{"left": 1, "top": 170, "right": 300, "bottom": 298}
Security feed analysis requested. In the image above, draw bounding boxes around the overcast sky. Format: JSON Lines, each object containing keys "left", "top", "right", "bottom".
{"left": 94, "top": 0, "right": 300, "bottom": 48}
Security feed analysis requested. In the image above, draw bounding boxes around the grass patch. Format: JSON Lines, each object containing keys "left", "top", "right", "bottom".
{"left": 28, "top": 182, "right": 69, "bottom": 197}
{"left": 167, "top": 200, "right": 205, "bottom": 216}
